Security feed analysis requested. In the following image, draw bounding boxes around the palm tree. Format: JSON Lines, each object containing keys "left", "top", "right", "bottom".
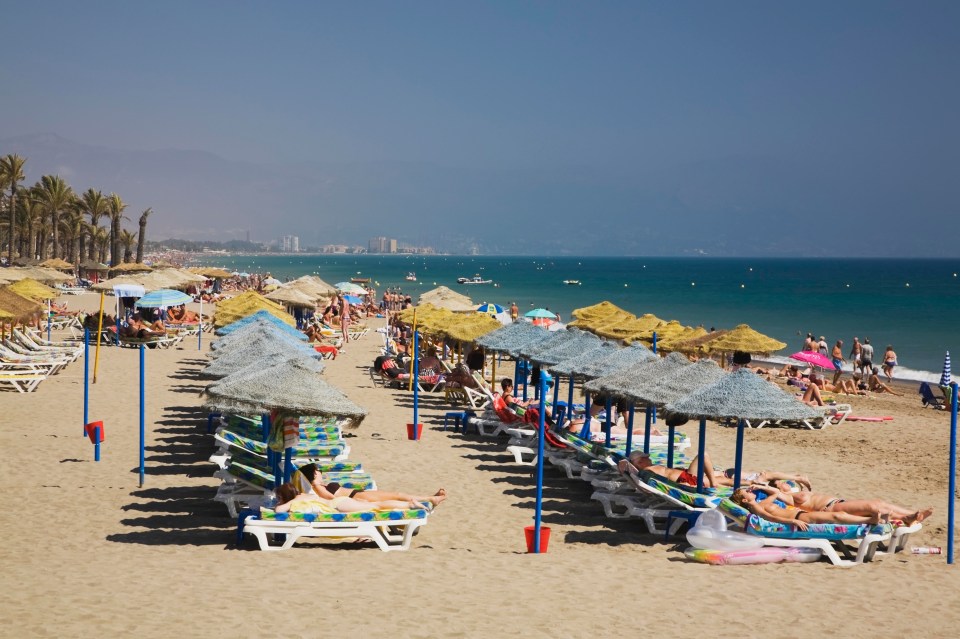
{"left": 0, "top": 154, "right": 27, "bottom": 263}
{"left": 60, "top": 208, "right": 86, "bottom": 266}
{"left": 120, "top": 229, "right": 137, "bottom": 263}
{"left": 136, "top": 207, "right": 152, "bottom": 263}
{"left": 22, "top": 190, "right": 44, "bottom": 260}
{"left": 93, "top": 226, "right": 110, "bottom": 264}
{"left": 107, "top": 193, "right": 127, "bottom": 266}
{"left": 35, "top": 175, "right": 75, "bottom": 260}
{"left": 78, "top": 188, "right": 109, "bottom": 261}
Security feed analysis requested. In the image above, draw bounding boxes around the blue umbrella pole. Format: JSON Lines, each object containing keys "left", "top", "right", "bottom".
{"left": 513, "top": 359, "right": 520, "bottom": 393}
{"left": 552, "top": 375, "right": 560, "bottom": 414}
{"left": 643, "top": 405, "right": 652, "bottom": 454}
{"left": 412, "top": 330, "right": 420, "bottom": 437}
{"left": 533, "top": 374, "right": 548, "bottom": 553}
{"left": 625, "top": 403, "right": 635, "bottom": 456}
{"left": 284, "top": 448, "right": 293, "bottom": 483}
{"left": 604, "top": 396, "right": 613, "bottom": 447}
{"left": 667, "top": 421, "right": 675, "bottom": 468}
{"left": 950, "top": 382, "right": 958, "bottom": 564}
{"left": 696, "top": 418, "right": 707, "bottom": 492}
{"left": 83, "top": 329, "right": 89, "bottom": 435}
{"left": 522, "top": 360, "right": 529, "bottom": 401}
{"left": 578, "top": 392, "right": 592, "bottom": 440}
{"left": 94, "top": 425, "right": 101, "bottom": 462}
{"left": 139, "top": 345, "right": 145, "bottom": 486}
{"left": 652, "top": 331, "right": 657, "bottom": 354}
{"left": 733, "top": 418, "right": 745, "bottom": 488}
{"left": 567, "top": 375, "right": 575, "bottom": 426}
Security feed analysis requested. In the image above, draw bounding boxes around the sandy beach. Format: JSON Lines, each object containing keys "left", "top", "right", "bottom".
{"left": 3, "top": 291, "right": 960, "bottom": 638}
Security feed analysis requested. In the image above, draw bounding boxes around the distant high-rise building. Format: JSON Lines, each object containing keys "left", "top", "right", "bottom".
{"left": 368, "top": 236, "right": 389, "bottom": 253}
{"left": 388, "top": 239, "right": 397, "bottom": 253}
{"left": 279, "top": 235, "right": 300, "bottom": 253}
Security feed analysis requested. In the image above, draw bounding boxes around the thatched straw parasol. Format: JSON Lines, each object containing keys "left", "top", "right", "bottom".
{"left": 666, "top": 369, "right": 820, "bottom": 421}
{"left": 188, "top": 266, "right": 235, "bottom": 279}
{"left": 266, "top": 287, "right": 317, "bottom": 307}
{"left": 39, "top": 258, "right": 75, "bottom": 271}
{"left": 215, "top": 311, "right": 307, "bottom": 339}
{"left": 285, "top": 275, "right": 337, "bottom": 298}
{"left": 203, "top": 358, "right": 365, "bottom": 420}
{"left": 690, "top": 323, "right": 787, "bottom": 355}
{"left": 110, "top": 262, "right": 153, "bottom": 273}
{"left": 632, "top": 319, "right": 693, "bottom": 345}
{"left": 79, "top": 259, "right": 110, "bottom": 272}
{"left": 398, "top": 303, "right": 457, "bottom": 334}
{"left": 2, "top": 266, "right": 72, "bottom": 282}
{"left": 418, "top": 286, "right": 475, "bottom": 312}
{"left": 575, "top": 342, "right": 658, "bottom": 380}
{"left": 657, "top": 326, "right": 711, "bottom": 352}
{"left": 214, "top": 291, "right": 294, "bottom": 328}
{"left": 549, "top": 341, "right": 621, "bottom": 376}
{"left": 626, "top": 359, "right": 727, "bottom": 406}
{"left": 7, "top": 278, "right": 59, "bottom": 301}
{"left": 0, "top": 287, "right": 43, "bottom": 321}
{"left": 439, "top": 312, "right": 502, "bottom": 344}
{"left": 523, "top": 329, "right": 602, "bottom": 366}
{"left": 210, "top": 323, "right": 310, "bottom": 354}
{"left": 475, "top": 321, "right": 551, "bottom": 355}
{"left": 585, "top": 351, "right": 692, "bottom": 400}
{"left": 203, "top": 337, "right": 321, "bottom": 378}
{"left": 91, "top": 274, "right": 144, "bottom": 291}
{"left": 12, "top": 257, "right": 40, "bottom": 267}
{"left": 594, "top": 313, "right": 666, "bottom": 342}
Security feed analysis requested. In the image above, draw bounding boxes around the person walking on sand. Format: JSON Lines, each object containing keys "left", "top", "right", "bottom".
{"left": 882, "top": 345, "right": 898, "bottom": 382}
{"left": 510, "top": 301, "right": 519, "bottom": 322}
{"left": 831, "top": 340, "right": 846, "bottom": 385}
{"left": 817, "top": 336, "right": 829, "bottom": 357}
{"left": 849, "top": 337, "right": 862, "bottom": 372}
{"left": 859, "top": 338, "right": 875, "bottom": 375}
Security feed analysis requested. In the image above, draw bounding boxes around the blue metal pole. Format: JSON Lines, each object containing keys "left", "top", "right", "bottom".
{"left": 667, "top": 421, "right": 676, "bottom": 468}
{"left": 733, "top": 418, "right": 745, "bottom": 488}
{"left": 522, "top": 360, "right": 529, "bottom": 401}
{"left": 950, "top": 381, "right": 958, "bottom": 564}
{"left": 578, "top": 391, "right": 592, "bottom": 440}
{"left": 83, "top": 329, "right": 89, "bottom": 435}
{"left": 625, "top": 403, "right": 635, "bottom": 456}
{"left": 643, "top": 405, "right": 652, "bottom": 454}
{"left": 534, "top": 373, "right": 548, "bottom": 553}
{"left": 567, "top": 375, "right": 575, "bottom": 426}
{"left": 283, "top": 448, "right": 293, "bottom": 483}
{"left": 552, "top": 373, "right": 560, "bottom": 415}
{"left": 412, "top": 330, "right": 420, "bottom": 438}
{"left": 94, "top": 426, "right": 101, "bottom": 462}
{"left": 652, "top": 331, "right": 657, "bottom": 354}
{"left": 513, "top": 359, "right": 520, "bottom": 391}
{"left": 139, "top": 345, "right": 145, "bottom": 486}
{"left": 696, "top": 418, "right": 707, "bottom": 492}
{"left": 603, "top": 396, "right": 613, "bottom": 447}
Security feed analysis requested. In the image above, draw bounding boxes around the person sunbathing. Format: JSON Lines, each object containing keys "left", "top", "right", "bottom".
{"left": 291, "top": 463, "right": 447, "bottom": 509}
{"left": 868, "top": 367, "right": 903, "bottom": 396}
{"left": 166, "top": 304, "right": 200, "bottom": 324}
{"left": 418, "top": 346, "right": 444, "bottom": 376}
{"left": 731, "top": 488, "right": 886, "bottom": 530}
{"left": 495, "top": 378, "right": 549, "bottom": 426}
{"left": 809, "top": 372, "right": 864, "bottom": 396}
{"left": 620, "top": 449, "right": 812, "bottom": 490}
{"left": 765, "top": 481, "right": 932, "bottom": 526}
{"left": 123, "top": 313, "right": 165, "bottom": 338}
{"left": 274, "top": 483, "right": 424, "bottom": 514}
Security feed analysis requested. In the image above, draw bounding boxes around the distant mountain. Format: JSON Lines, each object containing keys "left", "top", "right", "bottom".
{"left": 2, "top": 133, "right": 955, "bottom": 256}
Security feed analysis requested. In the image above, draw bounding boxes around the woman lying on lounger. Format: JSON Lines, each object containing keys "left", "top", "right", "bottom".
{"left": 274, "top": 483, "right": 423, "bottom": 514}
{"left": 293, "top": 463, "right": 447, "bottom": 509}
{"left": 731, "top": 488, "right": 885, "bottom": 530}
{"left": 763, "top": 481, "right": 932, "bottom": 526}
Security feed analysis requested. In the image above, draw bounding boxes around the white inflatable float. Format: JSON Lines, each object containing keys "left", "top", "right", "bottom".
{"left": 684, "top": 510, "right": 822, "bottom": 565}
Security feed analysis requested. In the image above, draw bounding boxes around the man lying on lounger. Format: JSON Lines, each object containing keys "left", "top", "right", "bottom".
{"left": 761, "top": 480, "right": 933, "bottom": 526}
{"left": 619, "top": 450, "right": 811, "bottom": 490}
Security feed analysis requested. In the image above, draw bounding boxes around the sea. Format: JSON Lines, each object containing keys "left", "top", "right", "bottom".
{"left": 190, "top": 254, "right": 960, "bottom": 384}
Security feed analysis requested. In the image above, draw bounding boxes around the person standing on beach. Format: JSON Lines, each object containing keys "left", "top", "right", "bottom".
{"left": 803, "top": 333, "right": 815, "bottom": 351}
{"left": 849, "top": 337, "right": 862, "bottom": 371}
{"left": 860, "top": 338, "right": 875, "bottom": 375}
{"left": 339, "top": 293, "right": 351, "bottom": 344}
{"left": 882, "top": 345, "right": 898, "bottom": 382}
{"left": 510, "top": 302, "right": 519, "bottom": 322}
{"left": 818, "top": 336, "right": 829, "bottom": 357}
{"left": 831, "top": 340, "right": 845, "bottom": 385}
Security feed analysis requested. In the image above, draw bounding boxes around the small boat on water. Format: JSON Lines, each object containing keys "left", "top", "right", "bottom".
{"left": 405, "top": 272, "right": 417, "bottom": 282}
{"left": 563, "top": 279, "right": 581, "bottom": 285}
{"left": 457, "top": 274, "right": 492, "bottom": 285}
{"left": 351, "top": 276, "right": 371, "bottom": 284}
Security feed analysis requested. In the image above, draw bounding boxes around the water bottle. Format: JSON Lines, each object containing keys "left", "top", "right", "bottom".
{"left": 911, "top": 546, "right": 942, "bottom": 555}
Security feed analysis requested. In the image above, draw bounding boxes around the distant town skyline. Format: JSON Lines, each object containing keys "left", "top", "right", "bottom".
{"left": 2, "top": 3, "right": 958, "bottom": 256}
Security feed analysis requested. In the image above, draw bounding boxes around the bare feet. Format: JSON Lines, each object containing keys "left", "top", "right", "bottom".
{"left": 903, "top": 507, "right": 934, "bottom": 525}
{"left": 429, "top": 488, "right": 448, "bottom": 507}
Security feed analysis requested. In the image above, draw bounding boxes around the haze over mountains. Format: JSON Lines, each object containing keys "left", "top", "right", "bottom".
{"left": 2, "top": 132, "right": 955, "bottom": 257}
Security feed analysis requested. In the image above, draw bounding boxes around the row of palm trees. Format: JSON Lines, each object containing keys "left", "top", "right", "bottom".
{"left": 0, "top": 153, "right": 153, "bottom": 267}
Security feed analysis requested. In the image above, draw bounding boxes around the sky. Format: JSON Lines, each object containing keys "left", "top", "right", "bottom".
{"left": 1, "top": 1, "right": 958, "bottom": 255}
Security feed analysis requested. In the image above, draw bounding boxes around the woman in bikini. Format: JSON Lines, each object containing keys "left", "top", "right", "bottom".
{"left": 293, "top": 462, "right": 447, "bottom": 508}
{"left": 765, "top": 480, "right": 933, "bottom": 526}
{"left": 274, "top": 483, "right": 423, "bottom": 514}
{"left": 731, "top": 488, "right": 883, "bottom": 530}
{"left": 882, "top": 346, "right": 898, "bottom": 382}
{"left": 622, "top": 450, "right": 811, "bottom": 490}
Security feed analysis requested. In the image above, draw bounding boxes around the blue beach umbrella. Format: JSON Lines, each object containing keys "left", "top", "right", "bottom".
{"left": 941, "top": 352, "right": 951, "bottom": 387}
{"left": 335, "top": 282, "right": 367, "bottom": 295}
{"left": 135, "top": 289, "right": 194, "bottom": 308}
{"left": 525, "top": 308, "right": 557, "bottom": 319}
{"left": 476, "top": 302, "right": 505, "bottom": 315}
{"left": 344, "top": 294, "right": 363, "bottom": 305}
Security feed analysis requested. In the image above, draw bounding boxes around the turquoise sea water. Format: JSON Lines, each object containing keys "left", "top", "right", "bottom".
{"left": 191, "top": 254, "right": 960, "bottom": 381}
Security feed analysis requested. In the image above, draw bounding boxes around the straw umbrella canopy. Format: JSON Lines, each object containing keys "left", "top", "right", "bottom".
{"left": 7, "top": 278, "right": 59, "bottom": 301}
{"left": 188, "top": 266, "right": 233, "bottom": 279}
{"left": 286, "top": 275, "right": 337, "bottom": 298}
{"left": 594, "top": 313, "right": 666, "bottom": 342}
{"left": 39, "top": 258, "right": 75, "bottom": 271}
{"left": 12, "top": 257, "right": 40, "bottom": 267}
{"left": 0, "top": 287, "right": 43, "bottom": 321}
{"left": 475, "top": 321, "right": 551, "bottom": 355}
{"left": 418, "top": 286, "right": 475, "bottom": 312}
{"left": 660, "top": 327, "right": 720, "bottom": 353}
{"left": 3, "top": 266, "right": 72, "bottom": 282}
{"left": 625, "top": 359, "right": 728, "bottom": 406}
{"left": 523, "top": 329, "right": 603, "bottom": 366}
{"left": 691, "top": 323, "right": 787, "bottom": 356}
{"left": 576, "top": 342, "right": 658, "bottom": 380}
{"left": 632, "top": 319, "right": 692, "bottom": 345}
{"left": 666, "top": 369, "right": 820, "bottom": 422}
{"left": 202, "top": 338, "right": 321, "bottom": 378}
{"left": 266, "top": 287, "right": 318, "bottom": 308}
{"left": 214, "top": 291, "right": 294, "bottom": 328}
{"left": 79, "top": 259, "right": 110, "bottom": 272}
{"left": 439, "top": 312, "right": 502, "bottom": 344}
{"left": 91, "top": 274, "right": 144, "bottom": 291}
{"left": 569, "top": 300, "right": 632, "bottom": 325}
{"left": 585, "top": 352, "right": 692, "bottom": 400}
{"left": 203, "top": 358, "right": 364, "bottom": 420}
{"left": 214, "top": 311, "right": 307, "bottom": 339}
{"left": 210, "top": 323, "right": 312, "bottom": 356}
{"left": 110, "top": 262, "right": 153, "bottom": 273}
{"left": 548, "top": 341, "right": 621, "bottom": 377}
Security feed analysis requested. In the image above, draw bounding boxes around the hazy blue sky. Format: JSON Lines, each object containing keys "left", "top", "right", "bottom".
{"left": 2, "top": 2, "right": 958, "bottom": 255}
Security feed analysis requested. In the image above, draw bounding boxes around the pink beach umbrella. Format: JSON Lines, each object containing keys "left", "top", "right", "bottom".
{"left": 789, "top": 351, "right": 836, "bottom": 370}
